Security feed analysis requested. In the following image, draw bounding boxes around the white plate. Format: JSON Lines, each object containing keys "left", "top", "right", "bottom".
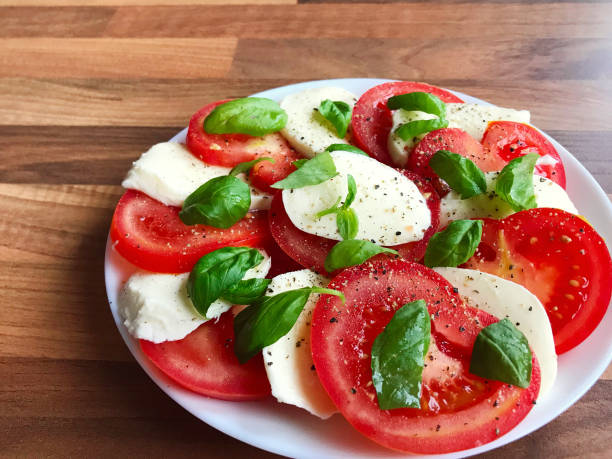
{"left": 105, "top": 78, "right": 612, "bottom": 458}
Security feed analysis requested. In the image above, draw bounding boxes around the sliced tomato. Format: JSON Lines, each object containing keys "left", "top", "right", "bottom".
{"left": 141, "top": 312, "right": 270, "bottom": 401}
{"left": 110, "top": 190, "right": 270, "bottom": 273}
{"left": 481, "top": 121, "right": 566, "bottom": 188}
{"left": 352, "top": 81, "right": 463, "bottom": 166}
{"left": 311, "top": 259, "right": 540, "bottom": 454}
{"left": 462, "top": 208, "right": 612, "bottom": 354}
{"left": 259, "top": 237, "right": 304, "bottom": 278}
{"left": 268, "top": 172, "right": 440, "bottom": 274}
{"left": 409, "top": 128, "right": 504, "bottom": 196}
{"left": 186, "top": 100, "right": 301, "bottom": 192}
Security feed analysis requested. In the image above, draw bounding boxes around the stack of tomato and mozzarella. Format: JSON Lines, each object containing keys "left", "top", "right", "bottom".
{"left": 111, "top": 81, "right": 612, "bottom": 455}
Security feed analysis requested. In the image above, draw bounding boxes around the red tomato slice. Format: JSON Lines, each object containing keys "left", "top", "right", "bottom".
{"left": 259, "top": 237, "right": 304, "bottom": 278}
{"left": 110, "top": 190, "right": 270, "bottom": 273}
{"left": 311, "top": 259, "right": 540, "bottom": 454}
{"left": 268, "top": 172, "right": 440, "bottom": 274}
{"left": 141, "top": 312, "right": 271, "bottom": 401}
{"left": 481, "top": 121, "right": 566, "bottom": 188}
{"left": 352, "top": 82, "right": 463, "bottom": 165}
{"left": 409, "top": 128, "right": 504, "bottom": 196}
{"left": 186, "top": 100, "right": 301, "bottom": 192}
{"left": 462, "top": 208, "right": 612, "bottom": 354}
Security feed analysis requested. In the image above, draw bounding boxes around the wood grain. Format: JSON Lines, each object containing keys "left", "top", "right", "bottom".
{"left": 0, "top": 0, "right": 295, "bottom": 5}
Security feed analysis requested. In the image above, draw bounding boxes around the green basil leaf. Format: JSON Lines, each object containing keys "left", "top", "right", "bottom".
{"left": 221, "top": 278, "right": 271, "bottom": 305}
{"left": 234, "top": 287, "right": 345, "bottom": 363}
{"left": 371, "top": 300, "right": 431, "bottom": 410}
{"left": 324, "top": 239, "right": 398, "bottom": 273}
{"left": 229, "top": 157, "right": 274, "bottom": 177}
{"left": 204, "top": 97, "right": 287, "bottom": 137}
{"left": 387, "top": 92, "right": 447, "bottom": 117}
{"left": 324, "top": 144, "right": 369, "bottom": 156}
{"left": 424, "top": 219, "right": 483, "bottom": 268}
{"left": 344, "top": 174, "right": 357, "bottom": 208}
{"left": 429, "top": 150, "right": 487, "bottom": 199}
{"left": 316, "top": 196, "right": 342, "bottom": 219}
{"left": 271, "top": 152, "right": 338, "bottom": 189}
{"left": 319, "top": 99, "right": 352, "bottom": 138}
{"left": 293, "top": 159, "right": 308, "bottom": 169}
{"left": 394, "top": 117, "right": 448, "bottom": 141}
{"left": 337, "top": 208, "right": 359, "bottom": 240}
{"left": 470, "top": 318, "right": 532, "bottom": 388}
{"left": 495, "top": 153, "right": 539, "bottom": 212}
{"left": 179, "top": 176, "right": 250, "bottom": 228}
{"left": 187, "top": 247, "right": 263, "bottom": 317}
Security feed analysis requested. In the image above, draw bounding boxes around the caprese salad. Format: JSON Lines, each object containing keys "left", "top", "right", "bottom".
{"left": 110, "top": 81, "right": 612, "bottom": 455}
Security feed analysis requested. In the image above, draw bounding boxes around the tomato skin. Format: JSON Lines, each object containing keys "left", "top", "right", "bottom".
{"left": 463, "top": 208, "right": 612, "bottom": 354}
{"left": 409, "top": 128, "right": 504, "bottom": 196}
{"left": 311, "top": 259, "right": 540, "bottom": 454}
{"left": 141, "top": 312, "right": 271, "bottom": 401}
{"left": 352, "top": 81, "right": 463, "bottom": 165}
{"left": 268, "top": 172, "right": 440, "bottom": 274}
{"left": 186, "top": 100, "right": 300, "bottom": 193}
{"left": 481, "top": 121, "right": 566, "bottom": 188}
{"left": 259, "top": 237, "right": 304, "bottom": 278}
{"left": 110, "top": 190, "right": 270, "bottom": 273}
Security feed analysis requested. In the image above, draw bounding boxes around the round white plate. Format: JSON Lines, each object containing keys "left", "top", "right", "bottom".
{"left": 105, "top": 78, "right": 612, "bottom": 458}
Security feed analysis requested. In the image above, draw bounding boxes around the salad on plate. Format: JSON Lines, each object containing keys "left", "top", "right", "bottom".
{"left": 107, "top": 80, "right": 612, "bottom": 455}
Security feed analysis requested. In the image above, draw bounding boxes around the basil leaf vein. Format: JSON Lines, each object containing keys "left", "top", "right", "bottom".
{"left": 233, "top": 287, "right": 345, "bottom": 363}
{"left": 324, "top": 239, "right": 398, "bottom": 273}
{"left": 371, "top": 300, "right": 431, "bottom": 410}
{"left": 318, "top": 99, "right": 352, "bottom": 138}
{"left": 429, "top": 150, "right": 487, "bottom": 199}
{"left": 470, "top": 318, "right": 532, "bottom": 388}
{"left": 495, "top": 153, "right": 539, "bottom": 212}
{"left": 221, "top": 278, "right": 271, "bottom": 305}
{"left": 272, "top": 152, "right": 338, "bottom": 189}
{"left": 204, "top": 97, "right": 287, "bottom": 137}
{"left": 424, "top": 219, "right": 483, "bottom": 268}
{"left": 337, "top": 208, "right": 358, "bottom": 240}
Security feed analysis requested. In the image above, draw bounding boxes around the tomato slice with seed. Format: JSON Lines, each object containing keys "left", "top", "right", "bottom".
{"left": 481, "top": 121, "right": 566, "bottom": 188}
{"left": 311, "top": 259, "right": 540, "bottom": 454}
{"left": 352, "top": 82, "right": 463, "bottom": 166}
{"left": 141, "top": 313, "right": 271, "bottom": 401}
{"left": 462, "top": 208, "right": 612, "bottom": 354}
{"left": 186, "top": 100, "right": 301, "bottom": 193}
{"left": 110, "top": 190, "right": 270, "bottom": 273}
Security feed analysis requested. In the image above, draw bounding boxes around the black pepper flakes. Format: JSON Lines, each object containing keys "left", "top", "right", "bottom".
{"left": 330, "top": 317, "right": 338, "bottom": 323}
{"left": 351, "top": 387, "right": 357, "bottom": 394}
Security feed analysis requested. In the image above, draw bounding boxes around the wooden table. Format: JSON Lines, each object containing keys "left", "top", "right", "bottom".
{"left": 1, "top": 1, "right": 611, "bottom": 457}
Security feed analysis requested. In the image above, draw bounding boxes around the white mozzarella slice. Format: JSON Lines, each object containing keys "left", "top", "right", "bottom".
{"left": 433, "top": 267, "right": 557, "bottom": 399}
{"left": 118, "top": 251, "right": 271, "bottom": 343}
{"left": 280, "top": 87, "right": 357, "bottom": 158}
{"left": 439, "top": 172, "right": 578, "bottom": 227}
{"left": 387, "top": 104, "right": 531, "bottom": 167}
{"left": 282, "top": 151, "right": 431, "bottom": 246}
{"left": 121, "top": 142, "right": 272, "bottom": 210}
{"left": 262, "top": 269, "right": 337, "bottom": 419}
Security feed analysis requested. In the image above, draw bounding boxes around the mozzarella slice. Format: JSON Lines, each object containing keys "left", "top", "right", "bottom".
{"left": 282, "top": 151, "right": 431, "bottom": 246}
{"left": 388, "top": 104, "right": 531, "bottom": 167}
{"left": 262, "top": 269, "right": 337, "bottom": 419}
{"left": 433, "top": 267, "right": 557, "bottom": 399}
{"left": 439, "top": 172, "right": 578, "bottom": 227}
{"left": 280, "top": 87, "right": 357, "bottom": 158}
{"left": 122, "top": 142, "right": 272, "bottom": 210}
{"left": 118, "top": 251, "right": 271, "bottom": 343}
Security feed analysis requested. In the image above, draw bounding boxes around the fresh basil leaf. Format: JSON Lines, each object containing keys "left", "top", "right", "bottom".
{"left": 324, "top": 144, "right": 369, "bottom": 156}
{"left": 316, "top": 196, "right": 342, "bottom": 219}
{"left": 495, "top": 153, "right": 539, "bottom": 212}
{"left": 229, "top": 157, "right": 274, "bottom": 177}
{"left": 424, "top": 219, "right": 483, "bottom": 268}
{"left": 470, "top": 318, "right": 532, "bottom": 388}
{"left": 319, "top": 99, "right": 352, "bottom": 138}
{"left": 324, "top": 240, "right": 398, "bottom": 273}
{"left": 204, "top": 97, "right": 287, "bottom": 137}
{"left": 394, "top": 117, "right": 448, "bottom": 141}
{"left": 221, "top": 278, "right": 271, "bottom": 305}
{"left": 187, "top": 247, "right": 263, "bottom": 317}
{"left": 293, "top": 159, "right": 308, "bottom": 169}
{"left": 179, "top": 176, "right": 250, "bottom": 228}
{"left": 234, "top": 287, "right": 345, "bottom": 363}
{"left": 429, "top": 150, "right": 487, "bottom": 199}
{"left": 337, "top": 208, "right": 358, "bottom": 240}
{"left": 371, "top": 300, "right": 431, "bottom": 410}
{"left": 387, "top": 92, "right": 447, "bottom": 117}
{"left": 271, "top": 152, "right": 338, "bottom": 189}
{"left": 344, "top": 174, "right": 357, "bottom": 208}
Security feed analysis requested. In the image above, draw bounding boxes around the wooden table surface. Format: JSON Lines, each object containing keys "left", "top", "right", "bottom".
{"left": 1, "top": 1, "right": 611, "bottom": 457}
